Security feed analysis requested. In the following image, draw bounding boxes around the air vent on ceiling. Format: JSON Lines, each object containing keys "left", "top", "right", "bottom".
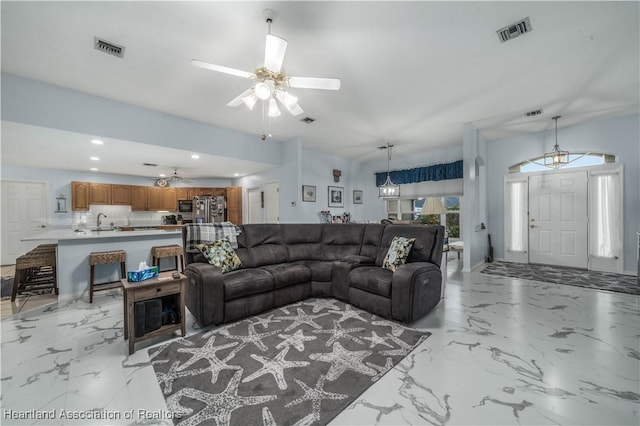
{"left": 94, "top": 37, "right": 125, "bottom": 58}
{"left": 143, "top": 162, "right": 158, "bottom": 167}
{"left": 497, "top": 17, "right": 532, "bottom": 43}
{"left": 525, "top": 108, "right": 543, "bottom": 117}
{"left": 300, "top": 117, "right": 315, "bottom": 124}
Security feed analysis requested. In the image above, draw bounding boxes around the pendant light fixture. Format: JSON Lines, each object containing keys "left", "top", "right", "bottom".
{"left": 544, "top": 115, "right": 569, "bottom": 168}
{"left": 378, "top": 143, "right": 400, "bottom": 198}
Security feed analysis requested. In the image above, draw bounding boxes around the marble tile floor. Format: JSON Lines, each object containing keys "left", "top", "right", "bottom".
{"left": 1, "top": 261, "right": 638, "bottom": 426}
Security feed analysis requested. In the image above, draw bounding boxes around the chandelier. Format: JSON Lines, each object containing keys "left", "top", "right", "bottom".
{"left": 544, "top": 115, "right": 569, "bottom": 168}
{"left": 378, "top": 143, "right": 400, "bottom": 198}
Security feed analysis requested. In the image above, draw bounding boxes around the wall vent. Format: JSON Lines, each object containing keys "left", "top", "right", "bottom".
{"left": 94, "top": 37, "right": 125, "bottom": 58}
{"left": 525, "top": 108, "right": 543, "bottom": 117}
{"left": 300, "top": 117, "right": 315, "bottom": 124}
{"left": 143, "top": 162, "right": 158, "bottom": 167}
{"left": 497, "top": 17, "right": 532, "bottom": 43}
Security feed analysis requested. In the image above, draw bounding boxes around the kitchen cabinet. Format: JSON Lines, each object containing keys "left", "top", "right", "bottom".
{"left": 90, "top": 183, "right": 111, "bottom": 205}
{"left": 71, "top": 181, "right": 90, "bottom": 211}
{"left": 131, "top": 186, "right": 148, "bottom": 211}
{"left": 148, "top": 187, "right": 176, "bottom": 211}
{"left": 175, "top": 187, "right": 190, "bottom": 200}
{"left": 213, "top": 187, "right": 227, "bottom": 197}
{"left": 226, "top": 186, "right": 242, "bottom": 224}
{"left": 111, "top": 185, "right": 132, "bottom": 205}
{"left": 197, "top": 187, "right": 214, "bottom": 197}
{"left": 187, "top": 188, "right": 199, "bottom": 199}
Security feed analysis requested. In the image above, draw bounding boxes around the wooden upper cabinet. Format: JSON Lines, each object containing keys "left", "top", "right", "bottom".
{"left": 89, "top": 183, "right": 111, "bottom": 205}
{"left": 197, "top": 187, "right": 214, "bottom": 197}
{"left": 175, "top": 187, "right": 190, "bottom": 200}
{"left": 131, "top": 185, "right": 148, "bottom": 211}
{"left": 226, "top": 186, "right": 242, "bottom": 224}
{"left": 71, "top": 181, "right": 90, "bottom": 211}
{"left": 187, "top": 188, "right": 199, "bottom": 199}
{"left": 162, "top": 188, "right": 177, "bottom": 211}
{"left": 148, "top": 187, "right": 176, "bottom": 211}
{"left": 213, "top": 187, "right": 227, "bottom": 197}
{"left": 111, "top": 185, "right": 132, "bottom": 205}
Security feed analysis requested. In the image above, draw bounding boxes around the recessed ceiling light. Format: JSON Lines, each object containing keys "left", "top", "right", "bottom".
{"left": 90, "top": 168, "right": 99, "bottom": 171}
{"left": 159, "top": 173, "right": 166, "bottom": 177}
{"left": 90, "top": 156, "right": 100, "bottom": 161}
{"left": 191, "top": 154, "right": 200, "bottom": 159}
{"left": 91, "top": 138, "right": 104, "bottom": 145}
{"left": 233, "top": 173, "right": 240, "bottom": 177}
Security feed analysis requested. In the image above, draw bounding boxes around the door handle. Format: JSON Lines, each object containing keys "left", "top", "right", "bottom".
{"left": 530, "top": 225, "right": 537, "bottom": 228}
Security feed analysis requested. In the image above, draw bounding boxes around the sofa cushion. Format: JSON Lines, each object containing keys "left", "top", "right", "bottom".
{"left": 243, "top": 224, "right": 289, "bottom": 267}
{"left": 348, "top": 266, "right": 393, "bottom": 298}
{"left": 382, "top": 236, "right": 416, "bottom": 272}
{"left": 376, "top": 224, "right": 444, "bottom": 267}
{"left": 284, "top": 224, "right": 323, "bottom": 262}
{"left": 360, "top": 224, "right": 385, "bottom": 259}
{"left": 223, "top": 268, "right": 274, "bottom": 301}
{"left": 262, "top": 262, "right": 312, "bottom": 289}
{"left": 307, "top": 261, "right": 333, "bottom": 282}
{"left": 197, "top": 238, "right": 242, "bottom": 273}
{"left": 321, "top": 223, "right": 365, "bottom": 260}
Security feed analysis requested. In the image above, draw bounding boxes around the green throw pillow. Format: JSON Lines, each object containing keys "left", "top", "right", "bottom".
{"left": 382, "top": 236, "right": 416, "bottom": 272}
{"left": 197, "top": 238, "right": 242, "bottom": 273}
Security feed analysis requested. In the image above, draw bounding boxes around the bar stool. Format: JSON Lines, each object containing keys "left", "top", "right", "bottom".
{"left": 151, "top": 245, "right": 184, "bottom": 273}
{"left": 89, "top": 250, "right": 126, "bottom": 303}
{"left": 12, "top": 244, "right": 58, "bottom": 301}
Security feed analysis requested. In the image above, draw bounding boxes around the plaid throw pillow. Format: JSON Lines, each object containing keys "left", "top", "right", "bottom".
{"left": 196, "top": 238, "right": 242, "bottom": 273}
{"left": 382, "top": 236, "right": 416, "bottom": 272}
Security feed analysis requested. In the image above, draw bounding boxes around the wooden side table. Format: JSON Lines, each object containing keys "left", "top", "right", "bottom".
{"left": 121, "top": 271, "right": 186, "bottom": 355}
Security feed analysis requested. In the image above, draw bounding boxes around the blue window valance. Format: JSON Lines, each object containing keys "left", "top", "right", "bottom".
{"left": 375, "top": 160, "right": 463, "bottom": 186}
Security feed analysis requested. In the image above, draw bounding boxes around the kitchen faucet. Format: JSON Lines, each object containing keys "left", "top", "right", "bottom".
{"left": 97, "top": 213, "right": 107, "bottom": 230}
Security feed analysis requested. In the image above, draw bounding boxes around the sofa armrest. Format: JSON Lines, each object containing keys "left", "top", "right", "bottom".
{"left": 183, "top": 262, "right": 225, "bottom": 326}
{"left": 391, "top": 262, "right": 442, "bottom": 323}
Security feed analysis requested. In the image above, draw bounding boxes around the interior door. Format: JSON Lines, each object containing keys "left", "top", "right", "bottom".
{"left": 264, "top": 182, "right": 280, "bottom": 224}
{"left": 247, "top": 187, "right": 262, "bottom": 224}
{"left": 528, "top": 171, "right": 588, "bottom": 268}
{"left": 1, "top": 181, "right": 49, "bottom": 265}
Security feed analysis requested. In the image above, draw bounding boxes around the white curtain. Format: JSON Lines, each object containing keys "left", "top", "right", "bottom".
{"left": 507, "top": 181, "right": 527, "bottom": 252}
{"left": 589, "top": 173, "right": 621, "bottom": 258}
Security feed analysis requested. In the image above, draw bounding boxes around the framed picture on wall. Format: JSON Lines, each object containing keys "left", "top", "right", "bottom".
{"left": 353, "top": 190, "right": 363, "bottom": 204}
{"left": 302, "top": 185, "right": 316, "bottom": 202}
{"left": 328, "top": 186, "right": 344, "bottom": 207}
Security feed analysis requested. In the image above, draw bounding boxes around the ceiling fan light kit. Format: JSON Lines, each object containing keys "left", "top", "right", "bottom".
{"left": 191, "top": 8, "right": 340, "bottom": 124}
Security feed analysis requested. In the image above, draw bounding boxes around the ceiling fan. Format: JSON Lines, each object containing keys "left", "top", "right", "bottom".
{"left": 155, "top": 168, "right": 190, "bottom": 187}
{"left": 191, "top": 9, "right": 340, "bottom": 117}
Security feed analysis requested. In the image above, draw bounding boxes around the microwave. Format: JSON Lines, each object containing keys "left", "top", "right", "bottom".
{"left": 177, "top": 200, "right": 193, "bottom": 212}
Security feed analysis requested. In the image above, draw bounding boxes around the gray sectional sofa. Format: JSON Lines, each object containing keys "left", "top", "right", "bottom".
{"left": 182, "top": 223, "right": 445, "bottom": 327}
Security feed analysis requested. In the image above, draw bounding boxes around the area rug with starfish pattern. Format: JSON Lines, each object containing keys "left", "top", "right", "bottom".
{"left": 480, "top": 260, "right": 639, "bottom": 295}
{"left": 148, "top": 298, "right": 430, "bottom": 426}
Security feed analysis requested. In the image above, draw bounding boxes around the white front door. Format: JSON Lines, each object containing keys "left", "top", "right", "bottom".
{"left": 247, "top": 187, "right": 262, "bottom": 224}
{"left": 1, "top": 181, "right": 49, "bottom": 265}
{"left": 264, "top": 182, "right": 280, "bottom": 223}
{"left": 528, "top": 171, "right": 588, "bottom": 268}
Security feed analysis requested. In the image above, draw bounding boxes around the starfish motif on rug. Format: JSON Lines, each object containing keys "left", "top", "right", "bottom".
{"left": 220, "top": 326, "right": 279, "bottom": 353}
{"left": 155, "top": 360, "right": 215, "bottom": 395}
{"left": 201, "top": 322, "right": 240, "bottom": 339}
{"left": 276, "top": 329, "right": 317, "bottom": 352}
{"left": 285, "top": 374, "right": 349, "bottom": 421}
{"left": 242, "top": 346, "right": 310, "bottom": 390}
{"left": 379, "top": 334, "right": 424, "bottom": 357}
{"left": 166, "top": 369, "right": 276, "bottom": 426}
{"left": 275, "top": 308, "right": 330, "bottom": 332}
{"left": 328, "top": 304, "right": 368, "bottom": 323}
{"left": 365, "top": 357, "right": 395, "bottom": 381}
{"left": 261, "top": 407, "right": 316, "bottom": 426}
{"left": 303, "top": 298, "right": 341, "bottom": 313}
{"left": 362, "top": 330, "right": 394, "bottom": 349}
{"left": 371, "top": 319, "right": 410, "bottom": 337}
{"left": 310, "top": 342, "right": 376, "bottom": 381}
{"left": 175, "top": 336, "right": 240, "bottom": 384}
{"left": 248, "top": 314, "right": 282, "bottom": 330}
{"left": 313, "top": 320, "right": 366, "bottom": 346}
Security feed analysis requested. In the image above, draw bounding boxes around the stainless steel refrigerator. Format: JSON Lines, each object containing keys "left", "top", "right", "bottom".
{"left": 193, "top": 196, "right": 225, "bottom": 223}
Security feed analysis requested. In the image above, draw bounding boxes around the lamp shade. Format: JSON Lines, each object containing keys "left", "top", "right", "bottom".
{"left": 422, "top": 197, "right": 447, "bottom": 215}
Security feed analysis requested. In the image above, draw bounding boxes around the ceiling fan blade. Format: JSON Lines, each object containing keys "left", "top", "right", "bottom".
{"left": 227, "top": 88, "right": 255, "bottom": 107}
{"left": 191, "top": 59, "right": 255, "bottom": 79}
{"left": 287, "top": 76, "right": 341, "bottom": 90}
{"left": 264, "top": 34, "right": 287, "bottom": 72}
{"left": 275, "top": 91, "right": 304, "bottom": 116}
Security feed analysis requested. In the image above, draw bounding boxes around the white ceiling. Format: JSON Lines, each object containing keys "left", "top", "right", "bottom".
{"left": 1, "top": 1, "right": 638, "bottom": 177}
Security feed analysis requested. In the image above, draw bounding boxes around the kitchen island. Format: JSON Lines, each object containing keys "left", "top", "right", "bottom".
{"left": 23, "top": 228, "right": 183, "bottom": 299}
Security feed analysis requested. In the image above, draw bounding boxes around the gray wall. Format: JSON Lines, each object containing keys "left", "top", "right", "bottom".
{"left": 486, "top": 113, "right": 640, "bottom": 273}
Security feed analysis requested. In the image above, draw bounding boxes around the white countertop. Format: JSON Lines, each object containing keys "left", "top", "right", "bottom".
{"left": 22, "top": 228, "right": 181, "bottom": 242}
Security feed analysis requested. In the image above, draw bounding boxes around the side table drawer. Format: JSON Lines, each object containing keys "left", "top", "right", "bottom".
{"left": 132, "top": 281, "right": 181, "bottom": 301}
